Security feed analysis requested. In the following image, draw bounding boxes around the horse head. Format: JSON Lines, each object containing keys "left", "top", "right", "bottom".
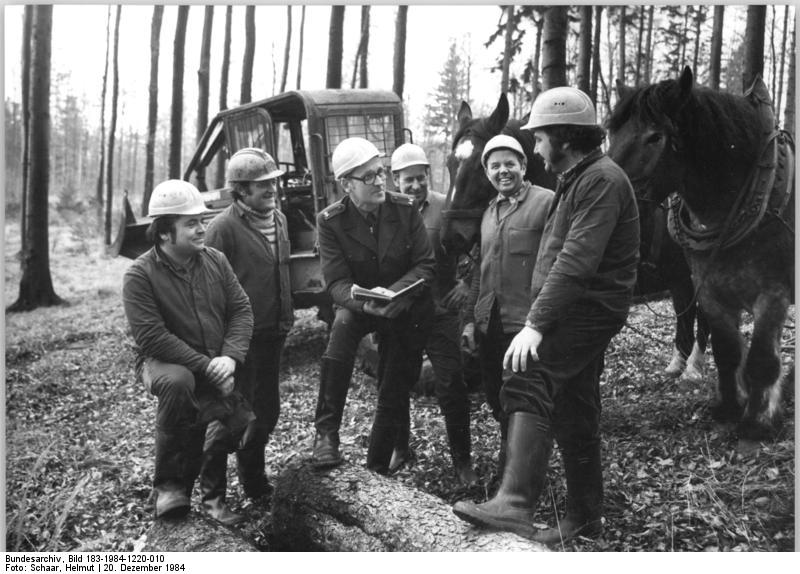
{"left": 442, "top": 93, "right": 557, "bottom": 255}
{"left": 441, "top": 93, "right": 510, "bottom": 254}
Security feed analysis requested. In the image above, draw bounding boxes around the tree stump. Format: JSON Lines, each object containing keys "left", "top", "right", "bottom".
{"left": 271, "top": 460, "right": 548, "bottom": 552}
{"left": 141, "top": 513, "right": 259, "bottom": 552}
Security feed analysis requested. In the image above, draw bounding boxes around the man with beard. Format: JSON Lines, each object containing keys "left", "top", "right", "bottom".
{"left": 459, "top": 135, "right": 553, "bottom": 479}
{"left": 311, "top": 137, "right": 436, "bottom": 475}
{"left": 390, "top": 143, "right": 478, "bottom": 486}
{"left": 454, "top": 87, "right": 640, "bottom": 545}
{"left": 201, "top": 148, "right": 294, "bottom": 524}
{"left": 122, "top": 179, "right": 253, "bottom": 521}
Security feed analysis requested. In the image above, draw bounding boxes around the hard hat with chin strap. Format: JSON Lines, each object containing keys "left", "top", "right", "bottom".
{"left": 391, "top": 143, "right": 430, "bottom": 172}
{"left": 331, "top": 137, "right": 385, "bottom": 179}
{"left": 523, "top": 87, "right": 596, "bottom": 130}
{"left": 226, "top": 147, "right": 284, "bottom": 184}
{"left": 148, "top": 179, "right": 207, "bottom": 217}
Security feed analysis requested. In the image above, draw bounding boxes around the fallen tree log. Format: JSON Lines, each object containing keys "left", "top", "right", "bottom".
{"left": 271, "top": 460, "right": 548, "bottom": 552}
{"left": 141, "top": 512, "right": 259, "bottom": 552}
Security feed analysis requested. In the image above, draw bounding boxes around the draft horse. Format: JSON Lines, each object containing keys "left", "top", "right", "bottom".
{"left": 442, "top": 92, "right": 708, "bottom": 381}
{"left": 607, "top": 67, "right": 795, "bottom": 441}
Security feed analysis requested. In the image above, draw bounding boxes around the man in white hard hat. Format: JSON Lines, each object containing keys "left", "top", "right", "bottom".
{"left": 199, "top": 148, "right": 294, "bottom": 522}
{"left": 459, "top": 134, "right": 553, "bottom": 482}
{"left": 389, "top": 143, "right": 478, "bottom": 486}
{"left": 122, "top": 179, "right": 254, "bottom": 522}
{"left": 311, "top": 137, "right": 436, "bottom": 474}
{"left": 454, "top": 87, "right": 639, "bottom": 545}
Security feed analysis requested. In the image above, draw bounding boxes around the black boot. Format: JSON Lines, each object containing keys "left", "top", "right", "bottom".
{"left": 389, "top": 416, "right": 413, "bottom": 473}
{"left": 532, "top": 440, "right": 604, "bottom": 545}
{"left": 452, "top": 412, "right": 551, "bottom": 538}
{"left": 199, "top": 421, "right": 236, "bottom": 503}
{"left": 154, "top": 426, "right": 192, "bottom": 519}
{"left": 312, "top": 358, "right": 353, "bottom": 469}
{"left": 446, "top": 424, "right": 478, "bottom": 487}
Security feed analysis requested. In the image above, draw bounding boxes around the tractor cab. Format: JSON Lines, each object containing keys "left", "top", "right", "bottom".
{"left": 112, "top": 89, "right": 407, "bottom": 316}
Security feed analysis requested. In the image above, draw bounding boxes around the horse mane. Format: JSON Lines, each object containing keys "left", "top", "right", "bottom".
{"left": 607, "top": 78, "right": 762, "bottom": 181}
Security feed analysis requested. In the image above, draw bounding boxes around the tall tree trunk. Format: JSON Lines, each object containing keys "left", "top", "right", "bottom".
{"left": 679, "top": 7, "right": 690, "bottom": 73}
{"left": 692, "top": 6, "right": 705, "bottom": 78}
{"left": 643, "top": 5, "right": 654, "bottom": 85}
{"left": 618, "top": 5, "right": 627, "bottom": 85}
{"left": 577, "top": 6, "right": 592, "bottom": 94}
{"left": 280, "top": 6, "right": 292, "bottom": 92}
{"left": 777, "top": 5, "right": 789, "bottom": 122}
{"left": 105, "top": 5, "right": 121, "bottom": 245}
{"left": 769, "top": 5, "right": 777, "bottom": 98}
{"left": 709, "top": 5, "right": 724, "bottom": 90}
{"left": 783, "top": 18, "right": 795, "bottom": 136}
{"left": 358, "top": 6, "right": 370, "bottom": 88}
{"left": 197, "top": 5, "right": 213, "bottom": 143}
{"left": 530, "top": 14, "right": 544, "bottom": 101}
{"left": 743, "top": 5, "right": 767, "bottom": 91}
{"left": 500, "top": 5, "right": 514, "bottom": 93}
{"left": 10, "top": 5, "right": 63, "bottom": 311}
{"left": 20, "top": 5, "right": 33, "bottom": 247}
{"left": 169, "top": 6, "right": 189, "bottom": 178}
{"left": 541, "top": 6, "right": 568, "bottom": 90}
{"left": 635, "top": 6, "right": 644, "bottom": 85}
{"left": 326, "top": 6, "right": 345, "bottom": 89}
{"left": 96, "top": 7, "right": 111, "bottom": 221}
{"left": 351, "top": 6, "right": 370, "bottom": 89}
{"left": 296, "top": 5, "right": 306, "bottom": 89}
{"left": 590, "top": 5, "right": 603, "bottom": 104}
{"left": 216, "top": 5, "right": 232, "bottom": 188}
{"left": 143, "top": 5, "right": 163, "bottom": 216}
{"left": 241, "top": 5, "right": 256, "bottom": 103}
{"left": 393, "top": 5, "right": 408, "bottom": 99}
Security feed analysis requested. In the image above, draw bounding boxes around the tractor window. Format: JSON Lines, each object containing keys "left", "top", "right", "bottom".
{"left": 225, "top": 109, "right": 274, "bottom": 155}
{"left": 325, "top": 113, "right": 396, "bottom": 161}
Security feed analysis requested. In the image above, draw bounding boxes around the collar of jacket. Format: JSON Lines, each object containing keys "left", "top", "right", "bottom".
{"left": 153, "top": 244, "right": 202, "bottom": 274}
{"left": 341, "top": 195, "right": 400, "bottom": 257}
{"left": 488, "top": 181, "right": 532, "bottom": 210}
{"left": 556, "top": 148, "right": 605, "bottom": 189}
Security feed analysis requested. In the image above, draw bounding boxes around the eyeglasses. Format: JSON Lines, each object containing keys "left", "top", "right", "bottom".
{"left": 345, "top": 167, "right": 387, "bottom": 185}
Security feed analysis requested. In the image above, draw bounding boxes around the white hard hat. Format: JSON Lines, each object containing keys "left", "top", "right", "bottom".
{"left": 148, "top": 179, "right": 207, "bottom": 217}
{"left": 481, "top": 134, "right": 527, "bottom": 168}
{"left": 390, "top": 143, "right": 430, "bottom": 172}
{"left": 331, "top": 137, "right": 385, "bottom": 179}
{"left": 226, "top": 147, "right": 284, "bottom": 184}
{"left": 523, "top": 87, "right": 596, "bottom": 130}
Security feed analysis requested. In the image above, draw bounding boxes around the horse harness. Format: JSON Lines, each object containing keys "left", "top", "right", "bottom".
{"left": 667, "top": 128, "right": 795, "bottom": 252}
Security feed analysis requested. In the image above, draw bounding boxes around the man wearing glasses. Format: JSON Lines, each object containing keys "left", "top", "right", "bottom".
{"left": 311, "top": 137, "right": 436, "bottom": 475}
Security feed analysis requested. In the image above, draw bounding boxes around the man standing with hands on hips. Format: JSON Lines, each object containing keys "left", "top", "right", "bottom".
{"left": 311, "top": 137, "right": 435, "bottom": 475}
{"left": 454, "top": 87, "right": 639, "bottom": 545}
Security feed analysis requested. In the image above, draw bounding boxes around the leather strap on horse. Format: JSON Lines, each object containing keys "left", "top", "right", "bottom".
{"left": 668, "top": 129, "right": 794, "bottom": 251}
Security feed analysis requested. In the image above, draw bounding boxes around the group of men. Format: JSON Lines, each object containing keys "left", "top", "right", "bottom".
{"left": 122, "top": 86, "right": 639, "bottom": 545}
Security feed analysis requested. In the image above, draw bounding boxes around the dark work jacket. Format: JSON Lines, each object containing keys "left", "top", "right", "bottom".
{"left": 465, "top": 182, "right": 554, "bottom": 334}
{"left": 122, "top": 246, "right": 254, "bottom": 374}
{"left": 316, "top": 191, "right": 436, "bottom": 312}
{"left": 419, "top": 190, "right": 458, "bottom": 311}
{"left": 205, "top": 203, "right": 294, "bottom": 335}
{"left": 528, "top": 150, "right": 640, "bottom": 333}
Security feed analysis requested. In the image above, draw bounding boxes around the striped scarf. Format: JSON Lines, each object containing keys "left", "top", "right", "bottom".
{"left": 236, "top": 200, "right": 277, "bottom": 246}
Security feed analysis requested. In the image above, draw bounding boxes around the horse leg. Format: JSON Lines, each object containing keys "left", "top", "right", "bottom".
{"left": 664, "top": 276, "right": 695, "bottom": 378}
{"left": 701, "top": 302, "right": 744, "bottom": 424}
{"left": 682, "top": 303, "right": 709, "bottom": 383}
{"left": 737, "top": 291, "right": 789, "bottom": 441}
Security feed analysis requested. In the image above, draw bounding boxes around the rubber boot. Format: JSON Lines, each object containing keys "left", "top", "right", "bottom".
{"left": 153, "top": 426, "right": 191, "bottom": 519}
{"left": 532, "top": 440, "right": 604, "bottom": 545}
{"left": 202, "top": 496, "right": 245, "bottom": 526}
{"left": 366, "top": 424, "right": 397, "bottom": 475}
{"left": 312, "top": 358, "right": 353, "bottom": 469}
{"left": 237, "top": 426, "right": 273, "bottom": 499}
{"left": 446, "top": 424, "right": 478, "bottom": 487}
{"left": 452, "top": 412, "right": 551, "bottom": 538}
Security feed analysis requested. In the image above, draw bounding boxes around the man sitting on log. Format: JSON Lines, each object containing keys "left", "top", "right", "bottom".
{"left": 122, "top": 179, "right": 254, "bottom": 520}
{"left": 311, "top": 137, "right": 435, "bottom": 475}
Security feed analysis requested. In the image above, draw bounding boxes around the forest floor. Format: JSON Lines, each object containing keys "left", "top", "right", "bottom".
{"left": 3, "top": 220, "right": 796, "bottom": 552}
